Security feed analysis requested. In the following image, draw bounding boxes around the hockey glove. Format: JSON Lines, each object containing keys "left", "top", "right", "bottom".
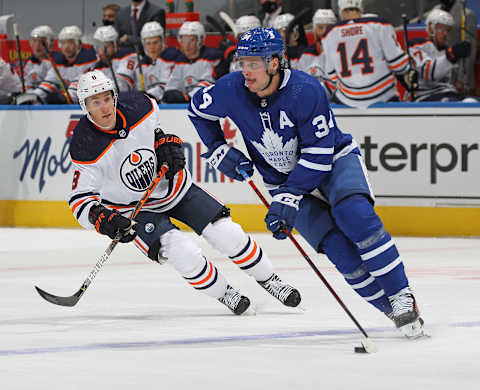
{"left": 88, "top": 204, "right": 138, "bottom": 243}
{"left": 154, "top": 129, "right": 186, "bottom": 179}
{"left": 446, "top": 41, "right": 471, "bottom": 63}
{"left": 403, "top": 69, "right": 419, "bottom": 90}
{"left": 265, "top": 192, "right": 302, "bottom": 240}
{"left": 202, "top": 143, "right": 254, "bottom": 181}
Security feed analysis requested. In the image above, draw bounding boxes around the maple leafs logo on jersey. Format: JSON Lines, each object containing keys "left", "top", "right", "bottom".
{"left": 251, "top": 128, "right": 298, "bottom": 174}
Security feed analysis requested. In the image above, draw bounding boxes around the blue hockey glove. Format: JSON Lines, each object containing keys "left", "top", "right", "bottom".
{"left": 265, "top": 193, "right": 302, "bottom": 240}
{"left": 202, "top": 143, "right": 254, "bottom": 181}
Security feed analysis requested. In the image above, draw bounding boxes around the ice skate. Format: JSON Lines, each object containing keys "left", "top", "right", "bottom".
{"left": 258, "top": 273, "right": 302, "bottom": 308}
{"left": 218, "top": 285, "right": 251, "bottom": 315}
{"left": 388, "top": 287, "right": 425, "bottom": 338}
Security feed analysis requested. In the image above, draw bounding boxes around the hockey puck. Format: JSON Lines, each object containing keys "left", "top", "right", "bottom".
{"left": 354, "top": 346, "right": 368, "bottom": 353}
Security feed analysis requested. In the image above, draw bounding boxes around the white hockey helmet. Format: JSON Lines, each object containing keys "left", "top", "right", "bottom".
{"left": 77, "top": 70, "right": 118, "bottom": 127}
{"left": 338, "top": 0, "right": 363, "bottom": 12}
{"left": 426, "top": 9, "right": 454, "bottom": 36}
{"left": 30, "top": 25, "right": 55, "bottom": 45}
{"left": 273, "top": 13, "right": 295, "bottom": 31}
{"left": 93, "top": 25, "right": 119, "bottom": 43}
{"left": 178, "top": 21, "right": 205, "bottom": 48}
{"left": 312, "top": 9, "right": 337, "bottom": 26}
{"left": 141, "top": 21, "right": 164, "bottom": 45}
{"left": 58, "top": 25, "right": 82, "bottom": 43}
{"left": 235, "top": 15, "right": 261, "bottom": 36}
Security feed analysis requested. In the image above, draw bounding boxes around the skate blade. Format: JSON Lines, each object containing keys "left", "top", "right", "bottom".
{"left": 400, "top": 318, "right": 428, "bottom": 339}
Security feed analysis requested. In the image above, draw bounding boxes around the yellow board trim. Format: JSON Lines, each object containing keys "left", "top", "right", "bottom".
{"left": 1, "top": 200, "right": 479, "bottom": 236}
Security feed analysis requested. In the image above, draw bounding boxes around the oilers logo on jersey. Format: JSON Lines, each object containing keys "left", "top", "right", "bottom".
{"left": 120, "top": 149, "right": 156, "bottom": 192}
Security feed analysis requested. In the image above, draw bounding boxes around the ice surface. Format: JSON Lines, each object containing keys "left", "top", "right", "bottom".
{"left": 1, "top": 228, "right": 479, "bottom": 389}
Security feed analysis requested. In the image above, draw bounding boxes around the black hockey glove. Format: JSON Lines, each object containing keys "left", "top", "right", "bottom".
{"left": 162, "top": 89, "right": 189, "bottom": 103}
{"left": 154, "top": 129, "right": 185, "bottom": 179}
{"left": 446, "top": 41, "right": 471, "bottom": 63}
{"left": 88, "top": 204, "right": 138, "bottom": 243}
{"left": 403, "top": 69, "right": 419, "bottom": 90}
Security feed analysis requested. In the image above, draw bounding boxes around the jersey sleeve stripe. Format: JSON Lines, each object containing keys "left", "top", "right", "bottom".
{"left": 333, "top": 140, "right": 359, "bottom": 162}
{"left": 301, "top": 147, "right": 334, "bottom": 155}
{"left": 75, "top": 198, "right": 97, "bottom": 220}
{"left": 69, "top": 191, "right": 100, "bottom": 205}
{"left": 189, "top": 99, "right": 221, "bottom": 121}
{"left": 70, "top": 195, "right": 99, "bottom": 214}
{"left": 298, "top": 159, "right": 332, "bottom": 171}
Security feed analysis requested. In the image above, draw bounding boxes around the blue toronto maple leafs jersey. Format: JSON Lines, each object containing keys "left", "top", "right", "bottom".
{"left": 188, "top": 69, "right": 360, "bottom": 194}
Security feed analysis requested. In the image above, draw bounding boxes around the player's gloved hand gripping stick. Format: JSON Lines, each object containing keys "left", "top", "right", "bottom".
{"left": 238, "top": 168, "right": 377, "bottom": 354}
{"left": 34, "top": 164, "right": 169, "bottom": 307}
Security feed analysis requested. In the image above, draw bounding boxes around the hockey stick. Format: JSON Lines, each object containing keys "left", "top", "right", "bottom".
{"left": 41, "top": 40, "right": 73, "bottom": 104}
{"left": 219, "top": 11, "right": 238, "bottom": 37}
{"left": 105, "top": 50, "right": 120, "bottom": 93}
{"left": 13, "top": 23, "right": 26, "bottom": 93}
{"left": 239, "top": 169, "right": 377, "bottom": 353}
{"left": 459, "top": 0, "right": 468, "bottom": 90}
{"left": 134, "top": 44, "right": 146, "bottom": 92}
{"left": 35, "top": 164, "right": 169, "bottom": 307}
{"left": 401, "top": 14, "right": 416, "bottom": 101}
{"left": 206, "top": 15, "right": 227, "bottom": 39}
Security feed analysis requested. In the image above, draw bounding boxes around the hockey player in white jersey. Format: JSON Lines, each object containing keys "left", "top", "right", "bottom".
{"left": 409, "top": 9, "right": 475, "bottom": 102}
{"left": 24, "top": 25, "right": 56, "bottom": 90}
{"left": 188, "top": 28, "right": 425, "bottom": 337}
{"left": 68, "top": 26, "right": 137, "bottom": 102}
{"left": 69, "top": 70, "right": 301, "bottom": 315}
{"left": 163, "top": 22, "right": 224, "bottom": 103}
{"left": 124, "top": 21, "right": 179, "bottom": 101}
{"left": 296, "top": 9, "right": 337, "bottom": 95}
{"left": 322, "top": 0, "right": 417, "bottom": 107}
{"left": 32, "top": 25, "right": 96, "bottom": 104}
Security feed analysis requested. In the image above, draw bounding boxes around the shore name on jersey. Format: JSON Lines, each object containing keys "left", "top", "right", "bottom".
{"left": 341, "top": 26, "right": 363, "bottom": 38}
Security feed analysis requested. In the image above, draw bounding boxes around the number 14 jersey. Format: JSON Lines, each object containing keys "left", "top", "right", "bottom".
{"left": 322, "top": 17, "right": 411, "bottom": 108}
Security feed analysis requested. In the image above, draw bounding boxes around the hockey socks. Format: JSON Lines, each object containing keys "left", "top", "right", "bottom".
{"left": 332, "top": 195, "right": 409, "bottom": 297}
{"left": 322, "top": 228, "right": 392, "bottom": 313}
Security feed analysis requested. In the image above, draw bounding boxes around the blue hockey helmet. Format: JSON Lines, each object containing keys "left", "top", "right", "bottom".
{"left": 236, "top": 27, "right": 285, "bottom": 58}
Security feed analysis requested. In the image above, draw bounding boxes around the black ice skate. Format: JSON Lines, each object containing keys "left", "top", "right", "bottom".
{"left": 258, "top": 273, "right": 301, "bottom": 307}
{"left": 388, "top": 287, "right": 425, "bottom": 338}
{"left": 218, "top": 285, "right": 251, "bottom": 315}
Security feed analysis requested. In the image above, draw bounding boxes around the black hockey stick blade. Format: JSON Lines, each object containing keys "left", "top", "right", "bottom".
{"left": 34, "top": 285, "right": 84, "bottom": 307}
{"left": 206, "top": 15, "right": 226, "bottom": 38}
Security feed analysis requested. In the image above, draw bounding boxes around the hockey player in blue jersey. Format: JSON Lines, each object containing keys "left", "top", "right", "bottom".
{"left": 188, "top": 27, "right": 425, "bottom": 338}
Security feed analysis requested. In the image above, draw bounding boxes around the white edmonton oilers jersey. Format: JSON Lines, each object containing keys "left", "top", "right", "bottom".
{"left": 322, "top": 17, "right": 410, "bottom": 108}
{"left": 296, "top": 44, "right": 336, "bottom": 97}
{"left": 165, "top": 46, "right": 222, "bottom": 98}
{"left": 409, "top": 38, "right": 457, "bottom": 101}
{"left": 68, "top": 92, "right": 192, "bottom": 229}
{"left": 23, "top": 55, "right": 53, "bottom": 90}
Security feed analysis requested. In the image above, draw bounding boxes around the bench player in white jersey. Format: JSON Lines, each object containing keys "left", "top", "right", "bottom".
{"left": 32, "top": 25, "right": 96, "bottom": 104}
{"left": 296, "top": 9, "right": 337, "bottom": 95}
{"left": 69, "top": 70, "right": 301, "bottom": 314}
{"left": 322, "top": 0, "right": 417, "bottom": 107}
{"left": 410, "top": 9, "right": 475, "bottom": 102}
{"left": 68, "top": 26, "right": 137, "bottom": 102}
{"left": 24, "top": 25, "right": 55, "bottom": 90}
{"left": 126, "top": 21, "right": 179, "bottom": 101}
{"left": 163, "top": 22, "right": 224, "bottom": 103}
